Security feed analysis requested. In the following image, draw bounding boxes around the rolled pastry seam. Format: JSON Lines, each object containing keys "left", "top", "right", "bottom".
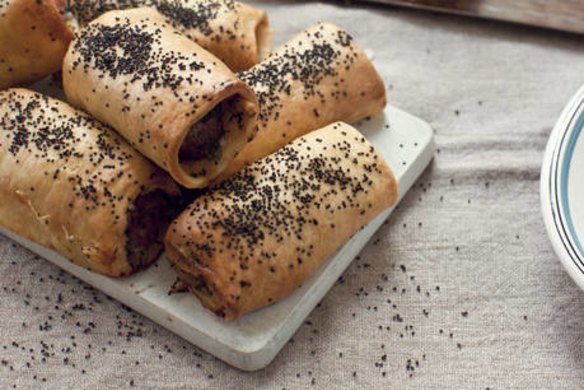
{"left": 216, "top": 23, "right": 387, "bottom": 180}
{"left": 0, "top": 89, "right": 180, "bottom": 277}
{"left": 67, "top": 0, "right": 272, "bottom": 72}
{"left": 165, "top": 122, "right": 398, "bottom": 320}
{"left": 0, "top": 0, "right": 73, "bottom": 89}
{"left": 63, "top": 8, "right": 259, "bottom": 189}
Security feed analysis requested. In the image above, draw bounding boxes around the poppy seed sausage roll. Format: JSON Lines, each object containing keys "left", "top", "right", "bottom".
{"left": 0, "top": 89, "right": 180, "bottom": 277}
{"left": 67, "top": 0, "right": 272, "bottom": 72}
{"left": 165, "top": 122, "right": 398, "bottom": 320}
{"left": 0, "top": 0, "right": 73, "bottom": 89}
{"left": 216, "top": 23, "right": 387, "bottom": 180}
{"left": 62, "top": 8, "right": 259, "bottom": 189}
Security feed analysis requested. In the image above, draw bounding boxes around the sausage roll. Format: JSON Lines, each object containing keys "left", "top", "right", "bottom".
{"left": 165, "top": 122, "right": 398, "bottom": 320}
{"left": 217, "top": 23, "right": 387, "bottom": 180}
{"left": 62, "top": 8, "right": 259, "bottom": 189}
{"left": 0, "top": 0, "right": 73, "bottom": 89}
{"left": 67, "top": 0, "right": 272, "bottom": 72}
{"left": 0, "top": 88, "right": 180, "bottom": 277}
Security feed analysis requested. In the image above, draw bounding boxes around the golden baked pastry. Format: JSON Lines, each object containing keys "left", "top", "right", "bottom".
{"left": 165, "top": 122, "right": 398, "bottom": 320}
{"left": 67, "top": 0, "right": 272, "bottom": 72}
{"left": 0, "top": 88, "right": 180, "bottom": 277}
{"left": 62, "top": 8, "right": 259, "bottom": 189}
{"left": 216, "top": 23, "right": 387, "bottom": 180}
{"left": 0, "top": 0, "right": 73, "bottom": 89}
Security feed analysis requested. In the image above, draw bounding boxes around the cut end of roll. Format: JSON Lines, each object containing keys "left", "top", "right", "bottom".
{"left": 174, "top": 86, "right": 258, "bottom": 189}
{"left": 179, "top": 99, "right": 231, "bottom": 163}
{"left": 165, "top": 241, "right": 239, "bottom": 320}
{"left": 125, "top": 189, "right": 179, "bottom": 273}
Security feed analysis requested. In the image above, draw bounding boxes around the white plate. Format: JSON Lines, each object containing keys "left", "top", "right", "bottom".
{"left": 0, "top": 104, "right": 434, "bottom": 371}
{"left": 541, "top": 84, "right": 584, "bottom": 292}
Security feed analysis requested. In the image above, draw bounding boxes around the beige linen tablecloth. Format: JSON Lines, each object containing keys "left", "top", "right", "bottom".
{"left": 1, "top": 1, "right": 583, "bottom": 388}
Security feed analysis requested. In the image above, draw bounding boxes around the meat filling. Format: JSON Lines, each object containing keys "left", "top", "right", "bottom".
{"left": 125, "top": 190, "right": 177, "bottom": 271}
{"left": 179, "top": 104, "right": 226, "bottom": 162}
{"left": 181, "top": 271, "right": 227, "bottom": 319}
{"left": 169, "top": 252, "right": 228, "bottom": 318}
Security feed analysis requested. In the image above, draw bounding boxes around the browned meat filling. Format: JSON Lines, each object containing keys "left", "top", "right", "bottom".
{"left": 125, "top": 190, "right": 177, "bottom": 271}
{"left": 179, "top": 104, "right": 225, "bottom": 162}
{"left": 170, "top": 258, "right": 228, "bottom": 318}
{"left": 184, "top": 273, "right": 227, "bottom": 318}
{"left": 192, "top": 275, "right": 212, "bottom": 295}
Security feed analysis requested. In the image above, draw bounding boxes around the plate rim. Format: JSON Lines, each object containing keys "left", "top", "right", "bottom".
{"left": 541, "top": 84, "right": 584, "bottom": 291}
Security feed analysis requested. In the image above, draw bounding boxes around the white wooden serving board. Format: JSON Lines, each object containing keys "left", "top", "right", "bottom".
{"left": 0, "top": 105, "right": 434, "bottom": 371}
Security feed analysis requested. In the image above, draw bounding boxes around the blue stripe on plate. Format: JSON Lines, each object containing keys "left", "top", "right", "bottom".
{"left": 553, "top": 99, "right": 584, "bottom": 273}
{"left": 560, "top": 110, "right": 584, "bottom": 257}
